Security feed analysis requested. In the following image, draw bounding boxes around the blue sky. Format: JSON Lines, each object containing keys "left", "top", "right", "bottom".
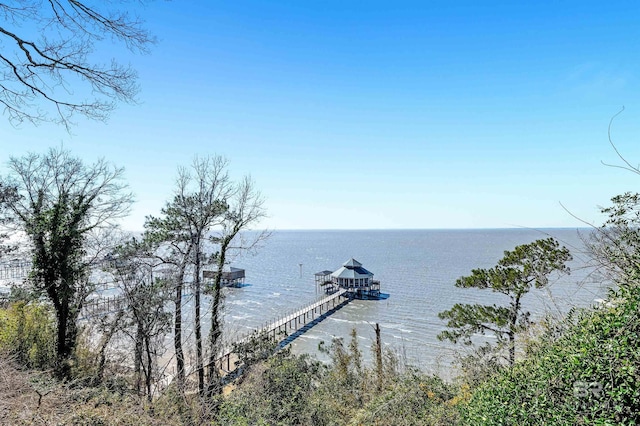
{"left": 2, "top": 1, "right": 640, "bottom": 230}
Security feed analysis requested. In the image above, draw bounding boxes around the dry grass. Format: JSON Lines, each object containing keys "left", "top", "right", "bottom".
{"left": 0, "top": 356, "right": 181, "bottom": 426}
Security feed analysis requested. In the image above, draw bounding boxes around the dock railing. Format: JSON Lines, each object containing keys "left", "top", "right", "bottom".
{"left": 215, "top": 288, "right": 351, "bottom": 374}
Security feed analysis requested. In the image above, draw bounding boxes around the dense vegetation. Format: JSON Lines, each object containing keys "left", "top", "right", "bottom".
{"left": 2, "top": 148, "right": 640, "bottom": 424}
{"left": 461, "top": 285, "right": 640, "bottom": 425}
{"left": 2, "top": 276, "right": 640, "bottom": 424}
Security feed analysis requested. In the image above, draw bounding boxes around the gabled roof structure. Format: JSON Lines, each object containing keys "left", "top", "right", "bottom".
{"left": 331, "top": 258, "right": 373, "bottom": 280}
{"left": 342, "top": 258, "right": 362, "bottom": 268}
{"left": 316, "top": 258, "right": 380, "bottom": 297}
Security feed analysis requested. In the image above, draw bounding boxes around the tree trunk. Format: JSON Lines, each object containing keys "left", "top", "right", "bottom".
{"left": 55, "top": 301, "right": 73, "bottom": 378}
{"left": 206, "top": 239, "right": 229, "bottom": 395}
{"left": 174, "top": 258, "right": 189, "bottom": 390}
{"left": 135, "top": 323, "right": 144, "bottom": 394}
{"left": 375, "top": 323, "right": 383, "bottom": 392}
{"left": 145, "top": 336, "right": 153, "bottom": 401}
{"left": 97, "top": 310, "right": 125, "bottom": 386}
{"left": 508, "top": 332, "right": 515, "bottom": 367}
{"left": 508, "top": 295, "right": 521, "bottom": 367}
{"left": 194, "top": 239, "right": 204, "bottom": 395}
{"left": 56, "top": 306, "right": 68, "bottom": 357}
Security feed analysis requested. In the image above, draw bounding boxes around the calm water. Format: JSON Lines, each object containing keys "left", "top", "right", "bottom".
{"left": 188, "top": 228, "right": 609, "bottom": 375}
{"left": 0, "top": 228, "right": 609, "bottom": 376}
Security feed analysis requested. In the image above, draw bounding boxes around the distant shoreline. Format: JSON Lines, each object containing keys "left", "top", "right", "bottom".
{"left": 243, "top": 227, "right": 591, "bottom": 232}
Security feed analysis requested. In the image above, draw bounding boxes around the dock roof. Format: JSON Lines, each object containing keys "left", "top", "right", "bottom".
{"left": 342, "top": 258, "right": 362, "bottom": 268}
{"left": 331, "top": 258, "right": 373, "bottom": 279}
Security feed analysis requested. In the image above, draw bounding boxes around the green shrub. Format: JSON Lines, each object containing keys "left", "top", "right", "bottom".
{"left": 462, "top": 286, "right": 640, "bottom": 425}
{"left": 0, "top": 301, "right": 56, "bottom": 369}
{"left": 218, "top": 352, "right": 324, "bottom": 425}
{"left": 348, "top": 372, "right": 460, "bottom": 426}
{"left": 220, "top": 330, "right": 463, "bottom": 425}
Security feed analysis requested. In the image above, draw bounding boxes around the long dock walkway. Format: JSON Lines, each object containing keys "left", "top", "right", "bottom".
{"left": 260, "top": 288, "right": 348, "bottom": 338}
{"left": 217, "top": 289, "right": 351, "bottom": 373}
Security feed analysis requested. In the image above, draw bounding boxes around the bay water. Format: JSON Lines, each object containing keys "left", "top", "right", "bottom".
{"left": 191, "top": 228, "right": 610, "bottom": 376}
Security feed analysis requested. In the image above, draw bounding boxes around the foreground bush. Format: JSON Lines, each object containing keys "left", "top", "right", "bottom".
{"left": 0, "top": 355, "right": 179, "bottom": 425}
{"left": 462, "top": 286, "right": 640, "bottom": 425}
{"left": 219, "top": 353, "right": 324, "bottom": 425}
{"left": 347, "top": 372, "right": 461, "bottom": 426}
{"left": 0, "top": 301, "right": 56, "bottom": 369}
{"left": 219, "top": 331, "right": 462, "bottom": 425}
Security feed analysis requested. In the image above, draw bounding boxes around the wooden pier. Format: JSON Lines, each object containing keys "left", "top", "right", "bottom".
{"left": 0, "top": 259, "right": 30, "bottom": 281}
{"left": 3, "top": 256, "right": 381, "bottom": 384}
{"left": 216, "top": 288, "right": 351, "bottom": 373}
{"left": 82, "top": 295, "right": 128, "bottom": 318}
{"left": 261, "top": 288, "right": 348, "bottom": 337}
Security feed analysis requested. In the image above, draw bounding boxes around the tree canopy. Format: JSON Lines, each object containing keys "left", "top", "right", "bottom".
{"left": 585, "top": 192, "right": 640, "bottom": 285}
{"left": 140, "top": 155, "right": 267, "bottom": 396}
{"left": 0, "top": 147, "right": 133, "bottom": 376}
{"left": 438, "top": 238, "right": 572, "bottom": 366}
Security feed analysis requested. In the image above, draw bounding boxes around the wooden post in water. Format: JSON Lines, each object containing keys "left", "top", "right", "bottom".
{"left": 375, "top": 323, "right": 383, "bottom": 392}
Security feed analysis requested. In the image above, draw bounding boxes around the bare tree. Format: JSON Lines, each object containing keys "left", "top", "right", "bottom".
{"left": 108, "top": 239, "right": 171, "bottom": 400}
{"left": 0, "top": 0, "right": 155, "bottom": 129}
{"left": 0, "top": 182, "right": 18, "bottom": 256}
{"left": 142, "top": 156, "right": 267, "bottom": 400}
{"left": 573, "top": 108, "right": 640, "bottom": 286}
{"left": 206, "top": 175, "right": 268, "bottom": 395}
{"left": 583, "top": 193, "right": 640, "bottom": 287}
{"left": 142, "top": 206, "right": 193, "bottom": 391}
{"left": 144, "top": 157, "right": 268, "bottom": 399}
{"left": 179, "top": 157, "right": 232, "bottom": 395}
{"left": 0, "top": 147, "right": 133, "bottom": 377}
{"left": 143, "top": 156, "right": 232, "bottom": 395}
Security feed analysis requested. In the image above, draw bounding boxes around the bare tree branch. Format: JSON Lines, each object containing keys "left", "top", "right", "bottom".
{"left": 0, "top": 0, "right": 156, "bottom": 129}
{"left": 0, "top": 147, "right": 133, "bottom": 377}
{"left": 600, "top": 106, "right": 640, "bottom": 175}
